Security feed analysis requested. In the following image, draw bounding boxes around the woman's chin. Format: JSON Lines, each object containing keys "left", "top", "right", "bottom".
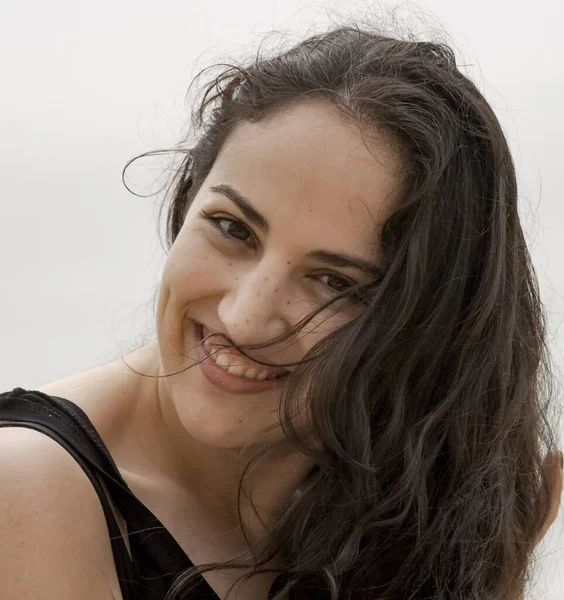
{"left": 170, "top": 378, "right": 281, "bottom": 451}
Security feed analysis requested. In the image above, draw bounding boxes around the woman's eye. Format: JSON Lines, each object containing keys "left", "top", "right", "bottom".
{"left": 202, "top": 211, "right": 253, "bottom": 244}
{"left": 319, "top": 273, "right": 356, "bottom": 293}
{"left": 216, "top": 218, "right": 251, "bottom": 241}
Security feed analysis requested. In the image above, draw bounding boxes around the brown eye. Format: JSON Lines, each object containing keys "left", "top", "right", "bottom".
{"left": 314, "top": 274, "right": 369, "bottom": 306}
{"left": 201, "top": 211, "right": 255, "bottom": 245}
{"left": 216, "top": 218, "right": 251, "bottom": 242}
{"left": 321, "top": 274, "right": 355, "bottom": 293}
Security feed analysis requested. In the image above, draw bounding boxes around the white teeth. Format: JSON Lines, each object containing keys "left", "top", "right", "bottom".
{"left": 240, "top": 369, "right": 269, "bottom": 380}
{"left": 203, "top": 341, "right": 282, "bottom": 381}
{"left": 215, "top": 354, "right": 231, "bottom": 368}
{"left": 243, "top": 368, "right": 258, "bottom": 379}
{"left": 225, "top": 364, "right": 246, "bottom": 377}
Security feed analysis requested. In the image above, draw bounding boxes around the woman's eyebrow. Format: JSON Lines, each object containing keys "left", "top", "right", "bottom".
{"left": 209, "top": 183, "right": 384, "bottom": 278}
{"left": 210, "top": 184, "right": 269, "bottom": 232}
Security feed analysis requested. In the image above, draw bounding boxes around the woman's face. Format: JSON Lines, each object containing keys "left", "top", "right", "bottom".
{"left": 157, "top": 102, "right": 399, "bottom": 450}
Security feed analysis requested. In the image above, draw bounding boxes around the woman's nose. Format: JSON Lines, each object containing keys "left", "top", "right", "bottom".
{"left": 217, "top": 263, "right": 292, "bottom": 346}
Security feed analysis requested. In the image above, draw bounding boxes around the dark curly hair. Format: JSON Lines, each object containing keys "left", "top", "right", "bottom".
{"left": 127, "top": 23, "right": 558, "bottom": 600}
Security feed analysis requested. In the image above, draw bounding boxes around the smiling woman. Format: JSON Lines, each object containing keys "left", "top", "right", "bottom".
{"left": 154, "top": 101, "right": 398, "bottom": 451}
{"left": 0, "top": 22, "right": 562, "bottom": 600}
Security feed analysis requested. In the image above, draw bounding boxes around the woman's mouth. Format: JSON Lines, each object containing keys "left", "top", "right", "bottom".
{"left": 193, "top": 321, "right": 290, "bottom": 394}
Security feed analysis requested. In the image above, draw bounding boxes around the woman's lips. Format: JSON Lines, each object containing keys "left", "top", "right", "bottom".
{"left": 200, "top": 324, "right": 290, "bottom": 377}
{"left": 194, "top": 322, "right": 289, "bottom": 395}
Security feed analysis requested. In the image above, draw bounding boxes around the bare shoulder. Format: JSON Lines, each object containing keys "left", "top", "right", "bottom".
{"left": 36, "top": 359, "right": 127, "bottom": 408}
{"left": 36, "top": 342, "right": 160, "bottom": 429}
{"left": 0, "top": 426, "right": 123, "bottom": 600}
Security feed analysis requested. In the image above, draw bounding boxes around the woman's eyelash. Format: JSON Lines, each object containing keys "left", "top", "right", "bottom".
{"left": 314, "top": 273, "right": 356, "bottom": 294}
{"left": 200, "top": 209, "right": 364, "bottom": 300}
{"left": 201, "top": 211, "right": 255, "bottom": 245}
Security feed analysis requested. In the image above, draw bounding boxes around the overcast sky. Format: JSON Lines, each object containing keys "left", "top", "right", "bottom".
{"left": 1, "top": 0, "right": 563, "bottom": 596}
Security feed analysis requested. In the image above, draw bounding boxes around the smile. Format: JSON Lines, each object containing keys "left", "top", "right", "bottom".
{"left": 193, "top": 322, "right": 290, "bottom": 394}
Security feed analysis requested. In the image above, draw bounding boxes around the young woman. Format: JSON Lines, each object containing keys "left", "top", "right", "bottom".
{"left": 0, "top": 25, "right": 561, "bottom": 600}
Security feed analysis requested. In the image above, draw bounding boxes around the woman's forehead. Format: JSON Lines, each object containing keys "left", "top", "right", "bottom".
{"left": 206, "top": 102, "right": 400, "bottom": 241}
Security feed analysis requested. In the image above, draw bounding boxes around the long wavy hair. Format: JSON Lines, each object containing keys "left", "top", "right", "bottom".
{"left": 127, "top": 23, "right": 558, "bottom": 600}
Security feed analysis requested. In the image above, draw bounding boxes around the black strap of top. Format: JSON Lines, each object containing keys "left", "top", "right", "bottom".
{"left": 0, "top": 388, "right": 219, "bottom": 599}
{"left": 0, "top": 389, "right": 320, "bottom": 600}
{"left": 0, "top": 418, "right": 136, "bottom": 588}
{"left": 0, "top": 390, "right": 139, "bottom": 597}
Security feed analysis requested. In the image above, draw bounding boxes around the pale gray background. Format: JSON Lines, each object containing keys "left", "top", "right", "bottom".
{"left": 1, "top": 0, "right": 562, "bottom": 597}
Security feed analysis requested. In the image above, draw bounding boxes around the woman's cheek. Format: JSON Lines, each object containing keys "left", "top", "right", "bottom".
{"left": 302, "top": 306, "right": 356, "bottom": 346}
{"left": 165, "top": 234, "right": 219, "bottom": 287}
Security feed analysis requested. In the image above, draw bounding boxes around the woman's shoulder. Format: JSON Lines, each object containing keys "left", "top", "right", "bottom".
{"left": 0, "top": 423, "right": 113, "bottom": 514}
{"left": 36, "top": 359, "right": 130, "bottom": 417}
{"left": 34, "top": 352, "right": 149, "bottom": 446}
{"left": 35, "top": 342, "right": 160, "bottom": 439}
{"left": 0, "top": 425, "right": 124, "bottom": 599}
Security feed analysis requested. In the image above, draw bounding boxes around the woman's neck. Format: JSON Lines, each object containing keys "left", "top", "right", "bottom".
{"left": 113, "top": 341, "right": 314, "bottom": 545}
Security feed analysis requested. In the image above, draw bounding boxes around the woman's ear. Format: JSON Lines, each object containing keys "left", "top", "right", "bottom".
{"left": 534, "top": 451, "right": 563, "bottom": 548}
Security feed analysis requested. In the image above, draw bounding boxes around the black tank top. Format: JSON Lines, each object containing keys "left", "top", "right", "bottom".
{"left": 0, "top": 388, "right": 296, "bottom": 600}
